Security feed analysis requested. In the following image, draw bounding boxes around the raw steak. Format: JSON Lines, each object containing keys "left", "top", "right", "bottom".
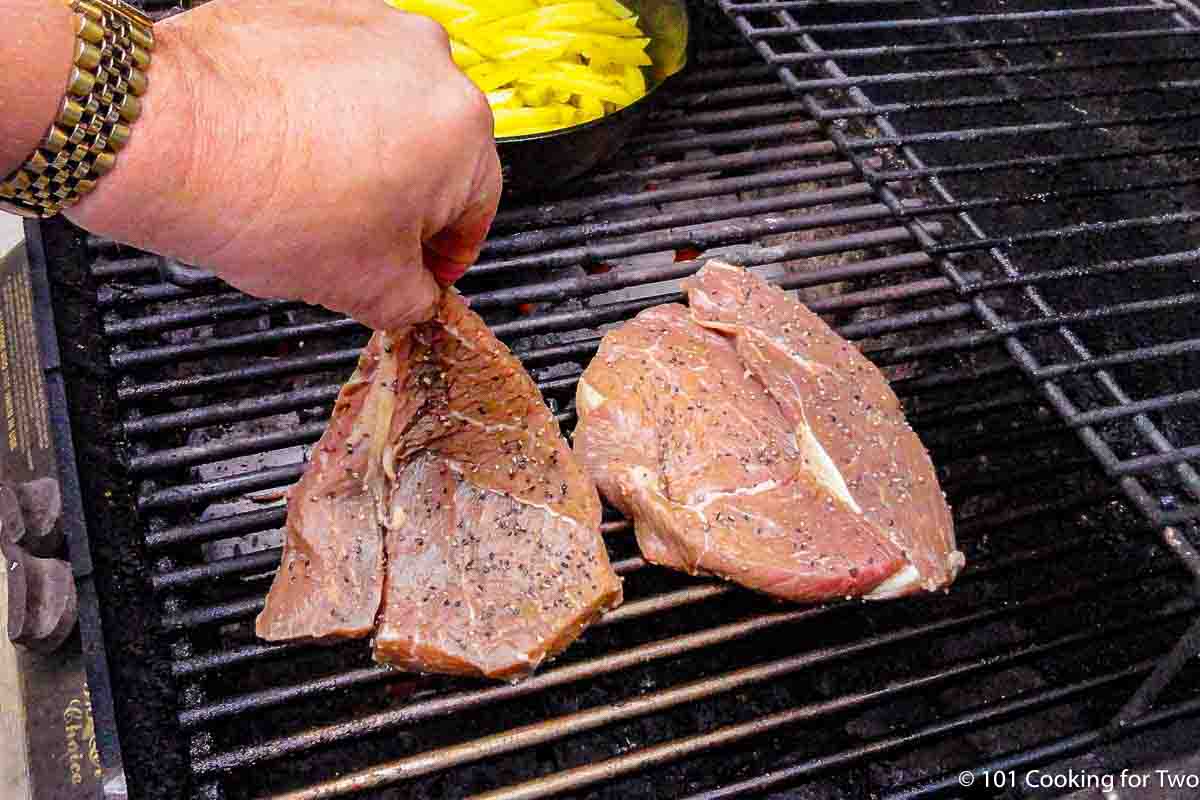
{"left": 573, "top": 261, "right": 962, "bottom": 602}
{"left": 256, "top": 290, "right": 622, "bottom": 679}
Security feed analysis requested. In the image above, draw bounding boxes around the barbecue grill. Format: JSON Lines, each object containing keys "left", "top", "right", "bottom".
{"left": 13, "top": 0, "right": 1200, "bottom": 797}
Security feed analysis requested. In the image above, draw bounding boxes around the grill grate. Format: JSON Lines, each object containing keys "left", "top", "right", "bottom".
{"left": 719, "top": 0, "right": 1200, "bottom": 533}
{"left": 25, "top": 4, "right": 1200, "bottom": 799}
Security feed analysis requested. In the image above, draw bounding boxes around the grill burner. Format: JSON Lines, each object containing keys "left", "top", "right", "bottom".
{"left": 24, "top": 1, "right": 1200, "bottom": 798}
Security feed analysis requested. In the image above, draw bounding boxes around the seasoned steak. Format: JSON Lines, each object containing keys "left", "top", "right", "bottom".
{"left": 573, "top": 261, "right": 962, "bottom": 602}
{"left": 256, "top": 290, "right": 622, "bottom": 679}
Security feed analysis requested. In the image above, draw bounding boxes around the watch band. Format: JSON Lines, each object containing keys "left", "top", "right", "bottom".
{"left": 0, "top": 0, "right": 154, "bottom": 218}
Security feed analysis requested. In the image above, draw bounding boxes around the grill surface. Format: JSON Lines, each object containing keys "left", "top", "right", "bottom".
{"left": 720, "top": 0, "right": 1200, "bottom": 533}
{"left": 26, "top": 2, "right": 1200, "bottom": 799}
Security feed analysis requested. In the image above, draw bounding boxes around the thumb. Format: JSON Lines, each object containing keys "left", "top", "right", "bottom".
{"left": 424, "top": 148, "right": 503, "bottom": 286}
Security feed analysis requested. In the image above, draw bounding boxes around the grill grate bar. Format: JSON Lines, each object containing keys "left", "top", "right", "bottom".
{"left": 892, "top": 361, "right": 1019, "bottom": 394}
{"left": 744, "top": 5, "right": 1176, "bottom": 35}
{"left": 656, "top": 81, "right": 791, "bottom": 108}
{"left": 907, "top": 390, "right": 1032, "bottom": 429}
{"left": 989, "top": 293, "right": 1200, "bottom": 337}
{"left": 139, "top": 463, "right": 303, "bottom": 512}
{"left": 153, "top": 548, "right": 282, "bottom": 592}
{"left": 960, "top": 249, "right": 1200, "bottom": 296}
{"left": 927, "top": 418, "right": 1073, "bottom": 457}
{"left": 172, "top": 639, "right": 306, "bottom": 680}
{"left": 902, "top": 178, "right": 1200, "bottom": 226}
{"left": 474, "top": 246, "right": 935, "bottom": 314}
{"left": 84, "top": 233, "right": 124, "bottom": 256}
{"left": 132, "top": 419, "right": 318, "bottom": 474}
{"left": 1032, "top": 336, "right": 1200, "bottom": 381}
{"left": 863, "top": 330, "right": 1001, "bottom": 367}
{"left": 470, "top": 195, "right": 906, "bottom": 276}
{"left": 867, "top": 143, "right": 1200, "bottom": 183}
{"left": 115, "top": 248, "right": 926, "bottom": 409}
{"left": 836, "top": 110, "right": 1200, "bottom": 150}
{"left": 494, "top": 142, "right": 836, "bottom": 225}
{"left": 148, "top": 506, "right": 288, "bottom": 551}
{"left": 694, "top": 44, "right": 773, "bottom": 64}
{"left": 91, "top": 255, "right": 160, "bottom": 278}
{"left": 1150, "top": 504, "right": 1200, "bottom": 525}
{"left": 1116, "top": 444, "right": 1200, "bottom": 476}
{"left": 105, "top": 294, "right": 297, "bottom": 337}
{"left": 925, "top": 211, "right": 1200, "bottom": 257}
{"left": 472, "top": 612, "right": 1192, "bottom": 800}
{"left": 627, "top": 120, "right": 818, "bottom": 154}
{"left": 782, "top": 55, "right": 1200, "bottom": 93}
{"left": 116, "top": 347, "right": 364, "bottom": 404}
{"left": 125, "top": 385, "right": 340, "bottom": 438}
{"left": 98, "top": 280, "right": 198, "bottom": 308}
{"left": 767, "top": 27, "right": 1200, "bottom": 64}
{"left": 480, "top": 168, "right": 868, "bottom": 259}
{"left": 111, "top": 317, "right": 360, "bottom": 370}
{"left": 1068, "top": 388, "right": 1200, "bottom": 428}
{"left": 670, "top": 63, "right": 775, "bottom": 87}
{"left": 246, "top": 566, "right": 1178, "bottom": 797}
{"left": 644, "top": 99, "right": 808, "bottom": 128}
{"left": 820, "top": 80, "right": 1200, "bottom": 121}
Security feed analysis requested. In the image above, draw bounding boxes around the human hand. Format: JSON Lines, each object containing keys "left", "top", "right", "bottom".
{"left": 68, "top": 0, "right": 501, "bottom": 330}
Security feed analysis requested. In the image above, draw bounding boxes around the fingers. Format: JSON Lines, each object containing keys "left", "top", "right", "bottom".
{"left": 423, "top": 145, "right": 503, "bottom": 286}
{"left": 350, "top": 247, "right": 444, "bottom": 328}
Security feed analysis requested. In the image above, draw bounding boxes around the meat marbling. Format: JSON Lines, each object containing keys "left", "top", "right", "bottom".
{"left": 256, "top": 290, "right": 622, "bottom": 680}
{"left": 573, "top": 261, "right": 963, "bottom": 602}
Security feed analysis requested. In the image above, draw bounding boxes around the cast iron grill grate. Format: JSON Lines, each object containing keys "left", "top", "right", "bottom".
{"left": 25, "top": 4, "right": 1200, "bottom": 800}
{"left": 717, "top": 0, "right": 1200, "bottom": 533}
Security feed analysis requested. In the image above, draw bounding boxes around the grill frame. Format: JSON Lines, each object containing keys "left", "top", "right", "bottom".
{"left": 22, "top": 2, "right": 1200, "bottom": 798}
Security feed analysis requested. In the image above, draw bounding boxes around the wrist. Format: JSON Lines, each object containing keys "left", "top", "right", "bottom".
{"left": 64, "top": 16, "right": 202, "bottom": 246}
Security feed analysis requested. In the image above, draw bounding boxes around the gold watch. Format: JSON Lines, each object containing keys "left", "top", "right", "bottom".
{"left": 0, "top": 0, "right": 154, "bottom": 218}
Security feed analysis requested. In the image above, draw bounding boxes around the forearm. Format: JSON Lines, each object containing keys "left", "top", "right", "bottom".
{"left": 1, "top": 0, "right": 76, "bottom": 176}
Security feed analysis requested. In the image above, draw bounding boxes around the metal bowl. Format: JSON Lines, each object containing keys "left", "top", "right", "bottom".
{"left": 496, "top": 0, "right": 691, "bottom": 196}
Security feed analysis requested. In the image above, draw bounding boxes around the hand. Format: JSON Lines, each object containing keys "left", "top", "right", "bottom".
{"left": 67, "top": 0, "right": 501, "bottom": 330}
